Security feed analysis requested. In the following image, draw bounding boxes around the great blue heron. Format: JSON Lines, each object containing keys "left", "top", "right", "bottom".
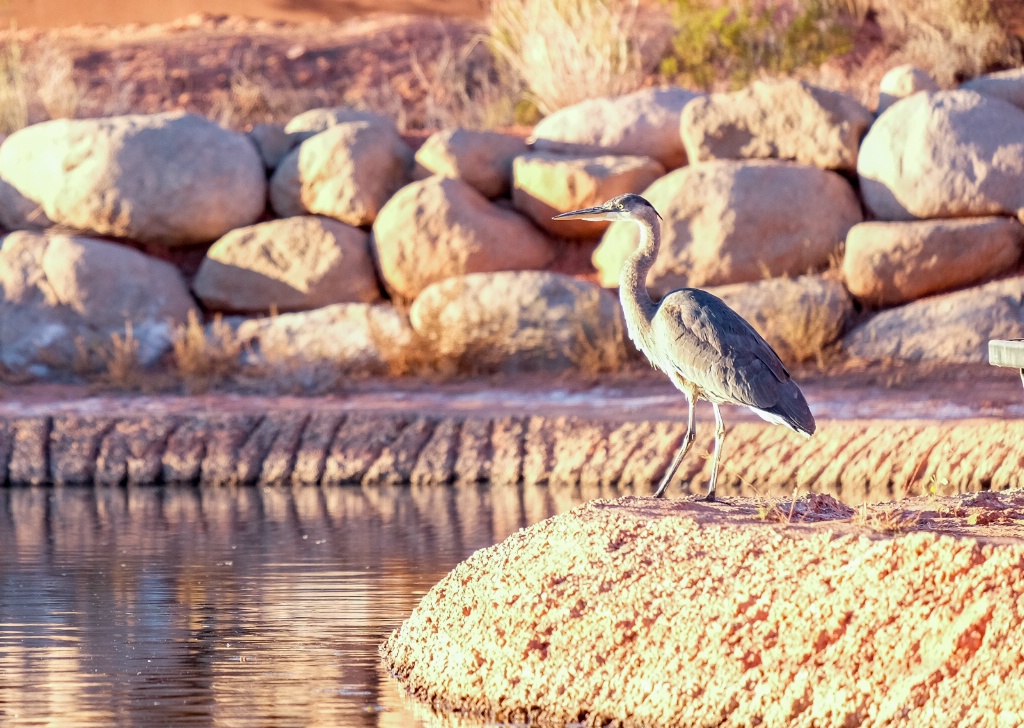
{"left": 554, "top": 194, "right": 815, "bottom": 501}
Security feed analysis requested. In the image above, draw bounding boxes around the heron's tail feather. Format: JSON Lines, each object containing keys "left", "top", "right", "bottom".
{"left": 760, "top": 380, "right": 816, "bottom": 437}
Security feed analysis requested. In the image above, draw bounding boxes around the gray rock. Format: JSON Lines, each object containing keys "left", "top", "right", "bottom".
{"left": 0, "top": 231, "right": 197, "bottom": 374}
{"left": 192, "top": 216, "right": 381, "bottom": 314}
{"left": 843, "top": 276, "right": 1024, "bottom": 363}
{"left": 284, "top": 107, "right": 398, "bottom": 141}
{"left": 269, "top": 121, "right": 413, "bottom": 225}
{"left": 858, "top": 90, "right": 1024, "bottom": 221}
{"left": 593, "top": 160, "right": 862, "bottom": 297}
{"left": 0, "top": 113, "right": 266, "bottom": 245}
{"left": 372, "top": 176, "right": 557, "bottom": 300}
{"left": 844, "top": 218, "right": 1024, "bottom": 307}
{"left": 247, "top": 123, "right": 298, "bottom": 171}
{"left": 681, "top": 79, "right": 874, "bottom": 171}
{"left": 415, "top": 128, "right": 528, "bottom": 199}
{"left": 409, "top": 271, "right": 626, "bottom": 373}
{"left": 529, "top": 86, "right": 700, "bottom": 169}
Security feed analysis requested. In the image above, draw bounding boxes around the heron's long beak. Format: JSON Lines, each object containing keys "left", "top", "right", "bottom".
{"left": 551, "top": 205, "right": 614, "bottom": 222}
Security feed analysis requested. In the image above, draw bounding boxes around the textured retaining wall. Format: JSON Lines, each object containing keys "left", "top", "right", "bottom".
{"left": 1, "top": 411, "right": 1021, "bottom": 500}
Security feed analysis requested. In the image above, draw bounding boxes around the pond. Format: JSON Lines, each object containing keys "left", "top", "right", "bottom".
{"left": 0, "top": 484, "right": 633, "bottom": 727}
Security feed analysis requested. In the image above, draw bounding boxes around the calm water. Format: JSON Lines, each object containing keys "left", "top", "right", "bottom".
{"left": 0, "top": 485, "right": 624, "bottom": 727}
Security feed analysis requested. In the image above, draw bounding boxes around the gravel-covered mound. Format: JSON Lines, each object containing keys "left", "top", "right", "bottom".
{"left": 382, "top": 493, "right": 1024, "bottom": 727}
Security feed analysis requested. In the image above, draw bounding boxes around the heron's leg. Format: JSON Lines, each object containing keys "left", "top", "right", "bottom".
{"left": 653, "top": 393, "right": 696, "bottom": 498}
{"left": 704, "top": 403, "right": 728, "bottom": 502}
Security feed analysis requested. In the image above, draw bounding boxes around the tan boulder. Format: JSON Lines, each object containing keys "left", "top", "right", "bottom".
{"left": 858, "top": 90, "right": 1024, "bottom": 221}
{"left": 0, "top": 231, "right": 197, "bottom": 372}
{"left": 681, "top": 79, "right": 874, "bottom": 172}
{"left": 705, "top": 275, "right": 853, "bottom": 363}
{"left": 372, "top": 176, "right": 557, "bottom": 300}
{"left": 843, "top": 275, "right": 1024, "bottom": 363}
{"left": 409, "top": 271, "right": 626, "bottom": 373}
{"left": 512, "top": 153, "right": 665, "bottom": 239}
{"left": 0, "top": 113, "right": 266, "bottom": 245}
{"left": 529, "top": 86, "right": 699, "bottom": 169}
{"left": 233, "top": 303, "right": 415, "bottom": 376}
{"left": 192, "top": 216, "right": 381, "bottom": 314}
{"left": 593, "top": 160, "right": 862, "bottom": 297}
{"left": 269, "top": 121, "right": 413, "bottom": 225}
{"left": 961, "top": 67, "right": 1024, "bottom": 112}
{"left": 844, "top": 217, "right": 1024, "bottom": 307}
{"left": 414, "top": 128, "right": 528, "bottom": 199}
{"left": 877, "top": 64, "right": 939, "bottom": 113}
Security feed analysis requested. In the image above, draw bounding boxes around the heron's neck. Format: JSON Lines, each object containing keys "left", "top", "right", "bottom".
{"left": 619, "top": 217, "right": 659, "bottom": 340}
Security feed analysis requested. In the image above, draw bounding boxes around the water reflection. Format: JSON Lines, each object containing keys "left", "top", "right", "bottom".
{"left": 0, "top": 484, "right": 634, "bottom": 727}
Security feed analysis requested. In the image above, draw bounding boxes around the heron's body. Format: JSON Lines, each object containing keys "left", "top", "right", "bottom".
{"left": 554, "top": 194, "right": 815, "bottom": 501}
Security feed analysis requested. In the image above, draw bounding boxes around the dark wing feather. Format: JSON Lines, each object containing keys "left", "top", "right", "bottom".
{"left": 650, "top": 288, "right": 790, "bottom": 409}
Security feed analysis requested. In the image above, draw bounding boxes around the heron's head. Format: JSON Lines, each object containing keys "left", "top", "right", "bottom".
{"left": 552, "top": 193, "right": 662, "bottom": 223}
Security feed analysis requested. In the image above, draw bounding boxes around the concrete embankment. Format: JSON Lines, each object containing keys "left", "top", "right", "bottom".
{"left": 0, "top": 387, "right": 1020, "bottom": 499}
{"left": 381, "top": 492, "right": 1024, "bottom": 727}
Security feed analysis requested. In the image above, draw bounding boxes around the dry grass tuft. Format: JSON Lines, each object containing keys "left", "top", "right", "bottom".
{"left": 0, "top": 39, "right": 28, "bottom": 133}
{"left": 487, "top": 0, "right": 651, "bottom": 115}
{"left": 872, "top": 0, "right": 1021, "bottom": 84}
{"left": 171, "top": 311, "right": 244, "bottom": 393}
{"left": 73, "top": 323, "right": 146, "bottom": 389}
{"left": 851, "top": 503, "right": 921, "bottom": 533}
{"left": 564, "top": 287, "right": 629, "bottom": 375}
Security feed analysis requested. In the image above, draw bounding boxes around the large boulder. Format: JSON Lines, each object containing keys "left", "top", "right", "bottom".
{"left": 843, "top": 275, "right": 1024, "bottom": 363}
{"left": 233, "top": 303, "right": 416, "bottom": 377}
{"left": 877, "top": 64, "right": 939, "bottom": 114}
{"left": 529, "top": 86, "right": 699, "bottom": 169}
{"left": 680, "top": 79, "right": 874, "bottom": 172}
{"left": 961, "top": 67, "right": 1024, "bottom": 112}
{"left": 414, "top": 128, "right": 528, "bottom": 199}
{"left": 858, "top": 90, "right": 1024, "bottom": 221}
{"left": 372, "top": 176, "right": 557, "bottom": 300}
{"left": 593, "top": 160, "right": 862, "bottom": 297}
{"left": 0, "top": 113, "right": 266, "bottom": 245}
{"left": 844, "top": 218, "right": 1024, "bottom": 307}
{"left": 0, "top": 231, "right": 197, "bottom": 373}
{"left": 269, "top": 121, "right": 413, "bottom": 225}
{"left": 705, "top": 275, "right": 853, "bottom": 363}
{"left": 192, "top": 216, "right": 381, "bottom": 314}
{"left": 409, "top": 271, "right": 626, "bottom": 373}
{"left": 512, "top": 153, "right": 665, "bottom": 239}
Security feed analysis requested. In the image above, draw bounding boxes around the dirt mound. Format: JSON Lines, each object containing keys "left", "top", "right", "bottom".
{"left": 382, "top": 492, "right": 1024, "bottom": 726}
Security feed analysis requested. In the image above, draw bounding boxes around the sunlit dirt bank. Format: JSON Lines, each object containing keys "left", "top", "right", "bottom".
{"left": 382, "top": 492, "right": 1024, "bottom": 727}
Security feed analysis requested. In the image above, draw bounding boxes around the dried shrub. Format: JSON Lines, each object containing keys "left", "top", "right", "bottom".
{"left": 0, "top": 39, "right": 28, "bottom": 133}
{"left": 851, "top": 503, "right": 921, "bottom": 533}
{"left": 171, "top": 310, "right": 244, "bottom": 393}
{"left": 488, "top": 0, "right": 651, "bottom": 115}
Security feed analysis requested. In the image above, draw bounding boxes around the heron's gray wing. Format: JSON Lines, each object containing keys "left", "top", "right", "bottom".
{"left": 652, "top": 289, "right": 790, "bottom": 408}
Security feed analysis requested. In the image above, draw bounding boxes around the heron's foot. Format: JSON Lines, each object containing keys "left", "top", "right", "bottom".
{"left": 702, "top": 491, "right": 717, "bottom": 503}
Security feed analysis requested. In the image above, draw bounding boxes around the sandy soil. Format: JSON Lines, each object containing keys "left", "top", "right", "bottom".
{"left": 382, "top": 490, "right": 1024, "bottom": 727}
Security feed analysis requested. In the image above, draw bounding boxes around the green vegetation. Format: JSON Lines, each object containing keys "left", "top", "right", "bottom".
{"left": 659, "top": 0, "right": 854, "bottom": 90}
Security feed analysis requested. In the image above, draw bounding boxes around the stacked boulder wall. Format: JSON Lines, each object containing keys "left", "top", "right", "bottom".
{"left": 680, "top": 78, "right": 874, "bottom": 171}
{"left": 843, "top": 218, "right": 1024, "bottom": 307}
{"left": 843, "top": 275, "right": 1024, "bottom": 363}
{"left": 960, "top": 67, "right": 1024, "bottom": 112}
{"left": 592, "top": 160, "right": 862, "bottom": 297}
{"left": 858, "top": 90, "right": 1024, "bottom": 221}
{"left": 382, "top": 494, "right": 1024, "bottom": 727}
{"left": 0, "top": 113, "right": 266, "bottom": 245}
{"left": 0, "top": 231, "right": 197, "bottom": 372}
{"left": 270, "top": 120, "right": 413, "bottom": 225}
{"left": 408, "top": 271, "right": 626, "bottom": 373}
{"left": 529, "top": 86, "right": 700, "bottom": 169}
{"left": 372, "top": 176, "right": 557, "bottom": 300}
{"left": 192, "top": 216, "right": 382, "bottom": 314}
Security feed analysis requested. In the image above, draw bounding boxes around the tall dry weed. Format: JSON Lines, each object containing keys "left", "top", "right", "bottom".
{"left": 0, "top": 39, "right": 28, "bottom": 133}
{"left": 488, "top": 0, "right": 651, "bottom": 115}
{"left": 872, "top": 0, "right": 1020, "bottom": 83}
{"left": 171, "top": 311, "right": 244, "bottom": 393}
